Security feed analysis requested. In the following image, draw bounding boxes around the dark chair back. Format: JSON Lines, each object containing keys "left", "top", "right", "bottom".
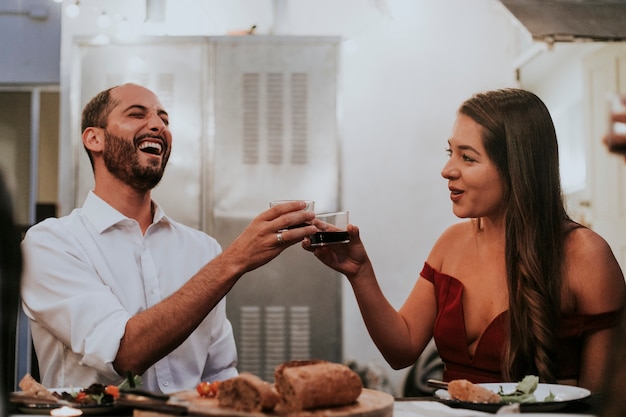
{"left": 0, "top": 173, "right": 22, "bottom": 415}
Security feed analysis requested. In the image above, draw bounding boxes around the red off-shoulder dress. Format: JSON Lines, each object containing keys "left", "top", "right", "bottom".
{"left": 421, "top": 262, "right": 621, "bottom": 383}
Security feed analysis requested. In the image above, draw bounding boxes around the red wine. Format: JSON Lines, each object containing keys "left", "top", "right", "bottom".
{"left": 286, "top": 223, "right": 310, "bottom": 230}
{"left": 309, "top": 231, "right": 350, "bottom": 246}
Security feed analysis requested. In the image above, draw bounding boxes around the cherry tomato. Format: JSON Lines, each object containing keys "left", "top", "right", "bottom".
{"left": 196, "top": 381, "right": 212, "bottom": 397}
{"left": 196, "top": 381, "right": 220, "bottom": 397}
{"left": 75, "top": 391, "right": 88, "bottom": 402}
{"left": 104, "top": 385, "right": 120, "bottom": 399}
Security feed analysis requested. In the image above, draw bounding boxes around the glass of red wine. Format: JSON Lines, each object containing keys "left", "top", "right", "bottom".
{"left": 309, "top": 211, "right": 350, "bottom": 247}
{"left": 606, "top": 93, "right": 626, "bottom": 155}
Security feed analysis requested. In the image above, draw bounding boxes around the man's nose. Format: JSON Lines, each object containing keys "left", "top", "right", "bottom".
{"left": 147, "top": 113, "right": 167, "bottom": 132}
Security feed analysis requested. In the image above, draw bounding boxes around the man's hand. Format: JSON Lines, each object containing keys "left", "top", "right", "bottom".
{"left": 224, "top": 201, "right": 317, "bottom": 274}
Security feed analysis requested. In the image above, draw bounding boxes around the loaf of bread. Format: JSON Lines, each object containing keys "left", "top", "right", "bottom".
{"left": 447, "top": 379, "right": 501, "bottom": 403}
{"left": 216, "top": 372, "right": 279, "bottom": 412}
{"left": 274, "top": 360, "right": 363, "bottom": 411}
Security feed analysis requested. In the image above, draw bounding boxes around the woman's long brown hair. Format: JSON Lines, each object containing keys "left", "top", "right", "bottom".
{"left": 459, "top": 89, "right": 570, "bottom": 382}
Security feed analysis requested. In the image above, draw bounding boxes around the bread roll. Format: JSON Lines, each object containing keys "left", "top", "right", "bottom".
{"left": 216, "top": 373, "right": 279, "bottom": 412}
{"left": 274, "top": 360, "right": 363, "bottom": 411}
{"left": 447, "top": 379, "right": 501, "bottom": 403}
{"left": 17, "top": 373, "right": 59, "bottom": 403}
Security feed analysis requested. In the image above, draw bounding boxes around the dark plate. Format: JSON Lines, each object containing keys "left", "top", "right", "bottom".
{"left": 12, "top": 388, "right": 119, "bottom": 416}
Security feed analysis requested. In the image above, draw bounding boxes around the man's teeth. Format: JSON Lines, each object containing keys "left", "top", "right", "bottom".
{"left": 138, "top": 142, "right": 162, "bottom": 155}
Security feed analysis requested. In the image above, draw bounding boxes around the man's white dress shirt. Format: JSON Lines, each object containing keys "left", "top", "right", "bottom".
{"left": 21, "top": 191, "right": 238, "bottom": 392}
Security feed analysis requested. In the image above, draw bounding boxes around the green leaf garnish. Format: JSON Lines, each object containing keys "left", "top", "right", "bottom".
{"left": 498, "top": 375, "right": 540, "bottom": 403}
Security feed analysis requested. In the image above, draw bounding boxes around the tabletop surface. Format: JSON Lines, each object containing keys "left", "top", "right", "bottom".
{"left": 6, "top": 393, "right": 603, "bottom": 417}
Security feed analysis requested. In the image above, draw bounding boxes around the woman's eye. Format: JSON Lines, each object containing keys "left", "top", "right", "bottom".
{"left": 446, "top": 147, "right": 476, "bottom": 162}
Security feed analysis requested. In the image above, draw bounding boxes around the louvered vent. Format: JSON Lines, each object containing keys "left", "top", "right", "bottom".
{"left": 242, "top": 73, "right": 260, "bottom": 164}
{"left": 267, "top": 73, "right": 284, "bottom": 164}
{"left": 291, "top": 73, "right": 308, "bottom": 164}
{"left": 239, "top": 306, "right": 262, "bottom": 376}
{"left": 239, "top": 305, "right": 311, "bottom": 381}
{"left": 241, "top": 72, "right": 308, "bottom": 166}
{"left": 289, "top": 306, "right": 311, "bottom": 359}
{"left": 264, "top": 306, "right": 286, "bottom": 381}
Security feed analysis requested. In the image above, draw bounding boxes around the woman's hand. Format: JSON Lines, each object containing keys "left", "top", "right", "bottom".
{"left": 302, "top": 224, "right": 369, "bottom": 279}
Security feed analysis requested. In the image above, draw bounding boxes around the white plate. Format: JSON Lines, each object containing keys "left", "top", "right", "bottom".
{"left": 434, "top": 383, "right": 590, "bottom": 412}
{"left": 17, "top": 402, "right": 116, "bottom": 416}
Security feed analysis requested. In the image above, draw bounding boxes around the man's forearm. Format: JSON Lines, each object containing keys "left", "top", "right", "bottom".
{"left": 113, "top": 253, "right": 242, "bottom": 375}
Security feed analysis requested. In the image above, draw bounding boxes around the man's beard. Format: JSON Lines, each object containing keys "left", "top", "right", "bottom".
{"left": 102, "top": 130, "right": 169, "bottom": 192}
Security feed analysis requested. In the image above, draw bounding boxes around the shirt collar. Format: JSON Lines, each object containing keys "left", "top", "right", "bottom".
{"left": 83, "top": 190, "right": 171, "bottom": 233}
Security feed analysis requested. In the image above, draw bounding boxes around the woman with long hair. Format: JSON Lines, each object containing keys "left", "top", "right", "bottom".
{"left": 306, "top": 88, "right": 625, "bottom": 393}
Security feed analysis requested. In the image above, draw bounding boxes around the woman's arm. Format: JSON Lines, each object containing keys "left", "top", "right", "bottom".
{"left": 305, "top": 224, "right": 438, "bottom": 369}
{"left": 564, "top": 227, "right": 626, "bottom": 392}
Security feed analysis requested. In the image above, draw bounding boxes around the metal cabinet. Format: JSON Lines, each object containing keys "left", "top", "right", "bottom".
{"left": 68, "top": 35, "right": 342, "bottom": 381}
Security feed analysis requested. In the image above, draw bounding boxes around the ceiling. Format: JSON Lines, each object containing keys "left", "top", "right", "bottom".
{"left": 499, "top": 0, "right": 626, "bottom": 43}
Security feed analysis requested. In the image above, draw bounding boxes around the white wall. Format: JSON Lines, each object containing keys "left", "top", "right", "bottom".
{"left": 59, "top": 0, "right": 522, "bottom": 394}
{"left": 518, "top": 43, "right": 605, "bottom": 195}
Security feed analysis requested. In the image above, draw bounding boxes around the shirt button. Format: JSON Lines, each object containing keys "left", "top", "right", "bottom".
{"left": 163, "top": 381, "right": 169, "bottom": 387}
{"left": 151, "top": 289, "right": 156, "bottom": 295}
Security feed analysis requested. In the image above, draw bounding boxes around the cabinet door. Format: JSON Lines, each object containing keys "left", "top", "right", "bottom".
{"left": 209, "top": 37, "right": 342, "bottom": 381}
{"left": 72, "top": 37, "right": 343, "bottom": 381}
{"left": 584, "top": 44, "right": 626, "bottom": 268}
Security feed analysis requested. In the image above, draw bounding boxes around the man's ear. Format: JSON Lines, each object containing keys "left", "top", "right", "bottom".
{"left": 82, "top": 127, "right": 104, "bottom": 153}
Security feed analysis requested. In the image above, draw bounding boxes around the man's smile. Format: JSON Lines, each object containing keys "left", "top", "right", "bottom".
{"left": 136, "top": 136, "right": 166, "bottom": 156}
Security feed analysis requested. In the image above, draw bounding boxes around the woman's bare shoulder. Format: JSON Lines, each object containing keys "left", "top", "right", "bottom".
{"left": 565, "top": 225, "right": 617, "bottom": 263}
{"left": 564, "top": 225, "right": 625, "bottom": 313}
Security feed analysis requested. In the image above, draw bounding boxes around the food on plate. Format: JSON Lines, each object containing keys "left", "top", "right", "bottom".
{"left": 216, "top": 373, "right": 279, "bottom": 412}
{"left": 274, "top": 360, "right": 363, "bottom": 411}
{"left": 497, "top": 375, "right": 553, "bottom": 403}
{"left": 447, "top": 379, "right": 502, "bottom": 403}
{"left": 16, "top": 373, "right": 119, "bottom": 406}
{"left": 18, "top": 373, "right": 59, "bottom": 403}
{"left": 104, "top": 385, "right": 120, "bottom": 399}
{"left": 196, "top": 380, "right": 220, "bottom": 398}
{"left": 56, "top": 383, "right": 118, "bottom": 405}
{"left": 447, "top": 375, "right": 554, "bottom": 404}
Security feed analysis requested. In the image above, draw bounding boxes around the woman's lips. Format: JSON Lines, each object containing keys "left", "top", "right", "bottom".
{"left": 449, "top": 188, "right": 463, "bottom": 202}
